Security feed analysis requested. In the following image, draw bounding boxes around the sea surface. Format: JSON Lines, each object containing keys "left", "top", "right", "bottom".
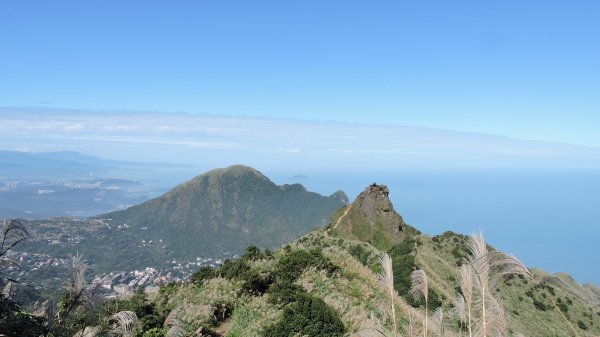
{"left": 273, "top": 168, "right": 600, "bottom": 286}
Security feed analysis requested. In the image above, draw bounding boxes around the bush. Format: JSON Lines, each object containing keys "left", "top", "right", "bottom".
{"left": 267, "top": 282, "right": 305, "bottom": 306}
{"left": 217, "top": 259, "right": 251, "bottom": 280}
{"left": 275, "top": 249, "right": 337, "bottom": 282}
{"left": 388, "top": 237, "right": 417, "bottom": 298}
{"left": 348, "top": 244, "right": 370, "bottom": 266}
{"left": 240, "top": 269, "right": 275, "bottom": 296}
{"left": 243, "top": 245, "right": 272, "bottom": 261}
{"left": 558, "top": 301, "right": 569, "bottom": 314}
{"left": 577, "top": 320, "right": 588, "bottom": 330}
{"left": 263, "top": 293, "right": 345, "bottom": 337}
{"left": 533, "top": 299, "right": 547, "bottom": 311}
{"left": 103, "top": 288, "right": 165, "bottom": 336}
{"left": 211, "top": 299, "right": 234, "bottom": 323}
{"left": 191, "top": 266, "right": 215, "bottom": 285}
{"left": 142, "top": 327, "right": 168, "bottom": 337}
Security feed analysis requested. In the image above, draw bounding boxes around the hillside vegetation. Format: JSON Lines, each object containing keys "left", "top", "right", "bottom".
{"left": 100, "top": 165, "right": 347, "bottom": 259}
{"left": 60, "top": 226, "right": 598, "bottom": 337}
{"left": 2, "top": 181, "right": 599, "bottom": 337}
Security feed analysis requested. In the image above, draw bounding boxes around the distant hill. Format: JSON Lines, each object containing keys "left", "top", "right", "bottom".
{"left": 99, "top": 165, "right": 347, "bottom": 258}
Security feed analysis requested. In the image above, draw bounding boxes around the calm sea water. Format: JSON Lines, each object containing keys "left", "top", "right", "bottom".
{"left": 273, "top": 169, "right": 600, "bottom": 285}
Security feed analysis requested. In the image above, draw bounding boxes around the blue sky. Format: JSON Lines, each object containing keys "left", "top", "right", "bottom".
{"left": 1, "top": 1, "right": 600, "bottom": 146}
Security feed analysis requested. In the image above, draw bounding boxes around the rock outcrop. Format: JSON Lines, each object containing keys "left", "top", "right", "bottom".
{"left": 333, "top": 183, "right": 412, "bottom": 250}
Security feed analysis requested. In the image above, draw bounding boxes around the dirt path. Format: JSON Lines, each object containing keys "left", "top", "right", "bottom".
{"left": 331, "top": 204, "right": 352, "bottom": 230}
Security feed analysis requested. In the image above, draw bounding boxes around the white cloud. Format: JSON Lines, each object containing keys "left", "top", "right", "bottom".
{"left": 1, "top": 106, "right": 600, "bottom": 169}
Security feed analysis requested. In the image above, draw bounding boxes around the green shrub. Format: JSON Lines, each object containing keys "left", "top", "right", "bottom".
{"left": 102, "top": 288, "right": 165, "bottom": 336}
{"left": 267, "top": 282, "right": 305, "bottom": 306}
{"left": 191, "top": 266, "right": 215, "bottom": 285}
{"left": 348, "top": 244, "right": 370, "bottom": 266}
{"left": 275, "top": 249, "right": 337, "bottom": 282}
{"left": 577, "top": 320, "right": 588, "bottom": 330}
{"left": 211, "top": 299, "right": 234, "bottom": 323}
{"left": 558, "top": 301, "right": 569, "bottom": 314}
{"left": 142, "top": 327, "right": 168, "bottom": 337}
{"left": 243, "top": 245, "right": 273, "bottom": 261}
{"left": 525, "top": 288, "right": 535, "bottom": 299}
{"left": 388, "top": 237, "right": 417, "bottom": 298}
{"left": 240, "top": 269, "right": 275, "bottom": 296}
{"left": 262, "top": 293, "right": 345, "bottom": 337}
{"left": 217, "top": 258, "right": 251, "bottom": 280}
{"left": 533, "top": 299, "right": 547, "bottom": 311}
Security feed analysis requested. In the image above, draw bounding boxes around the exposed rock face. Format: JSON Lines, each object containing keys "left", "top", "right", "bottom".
{"left": 355, "top": 184, "right": 395, "bottom": 221}
{"left": 334, "top": 183, "right": 410, "bottom": 250}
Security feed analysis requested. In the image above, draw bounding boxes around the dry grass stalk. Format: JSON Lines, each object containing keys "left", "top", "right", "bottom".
{"left": 378, "top": 251, "right": 397, "bottom": 333}
{"left": 410, "top": 269, "right": 429, "bottom": 337}
{"left": 110, "top": 311, "right": 139, "bottom": 337}
{"left": 433, "top": 307, "right": 444, "bottom": 337}
{"left": 164, "top": 309, "right": 186, "bottom": 337}
{"left": 459, "top": 264, "right": 473, "bottom": 337}
{"left": 465, "top": 231, "right": 536, "bottom": 337}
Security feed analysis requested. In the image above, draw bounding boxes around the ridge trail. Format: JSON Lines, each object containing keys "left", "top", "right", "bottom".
{"left": 331, "top": 204, "right": 352, "bottom": 230}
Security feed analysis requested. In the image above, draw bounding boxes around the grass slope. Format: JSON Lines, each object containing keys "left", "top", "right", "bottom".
{"left": 125, "top": 223, "right": 596, "bottom": 337}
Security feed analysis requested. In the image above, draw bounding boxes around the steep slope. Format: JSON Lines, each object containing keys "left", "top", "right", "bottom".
{"left": 100, "top": 165, "right": 347, "bottom": 259}
{"left": 331, "top": 183, "right": 416, "bottom": 250}
{"left": 330, "top": 184, "right": 600, "bottom": 336}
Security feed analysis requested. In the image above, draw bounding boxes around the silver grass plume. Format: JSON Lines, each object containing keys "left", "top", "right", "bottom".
{"left": 486, "top": 295, "right": 507, "bottom": 337}
{"left": 452, "top": 295, "right": 466, "bottom": 337}
{"left": 72, "top": 326, "right": 101, "bottom": 337}
{"left": 110, "top": 311, "right": 139, "bottom": 337}
{"left": 467, "top": 232, "right": 490, "bottom": 337}
{"left": 67, "top": 253, "right": 87, "bottom": 295}
{"left": 408, "top": 310, "right": 418, "bottom": 337}
{"left": 378, "top": 251, "right": 397, "bottom": 333}
{"left": 410, "top": 269, "right": 429, "bottom": 337}
{"left": 0, "top": 219, "right": 30, "bottom": 267}
{"left": 433, "top": 307, "right": 444, "bottom": 337}
{"left": 467, "top": 232, "right": 490, "bottom": 293}
{"left": 466, "top": 231, "right": 536, "bottom": 337}
{"left": 459, "top": 264, "right": 474, "bottom": 337}
{"left": 164, "top": 309, "right": 186, "bottom": 337}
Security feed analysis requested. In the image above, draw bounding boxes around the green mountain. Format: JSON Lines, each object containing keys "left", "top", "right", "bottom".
{"left": 99, "top": 165, "right": 347, "bottom": 259}
{"left": 107, "top": 183, "right": 599, "bottom": 337}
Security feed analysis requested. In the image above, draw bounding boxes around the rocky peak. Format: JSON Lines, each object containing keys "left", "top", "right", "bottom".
{"left": 333, "top": 183, "right": 409, "bottom": 250}
{"left": 356, "top": 183, "right": 394, "bottom": 215}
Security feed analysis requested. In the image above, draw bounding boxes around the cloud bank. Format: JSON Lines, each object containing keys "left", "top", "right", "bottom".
{"left": 2, "top": 106, "right": 600, "bottom": 171}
